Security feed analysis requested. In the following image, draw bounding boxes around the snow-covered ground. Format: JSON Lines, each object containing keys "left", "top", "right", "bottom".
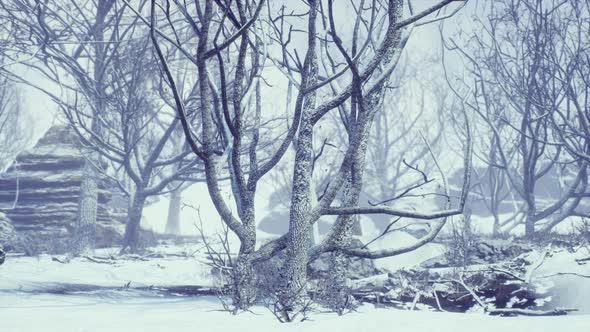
{"left": 1, "top": 294, "right": 589, "bottom": 332}
{"left": 0, "top": 246, "right": 215, "bottom": 292}
{"left": 1, "top": 243, "right": 589, "bottom": 331}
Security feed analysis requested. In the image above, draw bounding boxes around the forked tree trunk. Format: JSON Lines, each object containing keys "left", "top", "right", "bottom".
{"left": 322, "top": 0, "right": 404, "bottom": 259}
{"left": 165, "top": 189, "right": 182, "bottom": 235}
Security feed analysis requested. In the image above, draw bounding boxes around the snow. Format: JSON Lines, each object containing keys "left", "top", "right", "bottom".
{"left": 531, "top": 248, "right": 590, "bottom": 314}
{"left": 0, "top": 247, "right": 214, "bottom": 292}
{"left": 1, "top": 246, "right": 589, "bottom": 332}
{"left": 0, "top": 294, "right": 588, "bottom": 332}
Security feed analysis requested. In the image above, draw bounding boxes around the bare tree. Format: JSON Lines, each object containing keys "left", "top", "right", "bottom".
{"left": 140, "top": 0, "right": 293, "bottom": 310}
{"left": 0, "top": 0, "right": 125, "bottom": 253}
{"left": 446, "top": 0, "right": 589, "bottom": 238}
{"left": 0, "top": 25, "right": 30, "bottom": 168}
{"left": 544, "top": 0, "right": 590, "bottom": 225}
{"left": 275, "top": 1, "right": 470, "bottom": 318}
{"left": 362, "top": 63, "right": 446, "bottom": 228}
{"left": 61, "top": 33, "right": 203, "bottom": 253}
{"left": 0, "top": 0, "right": 207, "bottom": 253}
{"left": 130, "top": 0, "right": 469, "bottom": 316}
{"left": 0, "top": 77, "right": 30, "bottom": 172}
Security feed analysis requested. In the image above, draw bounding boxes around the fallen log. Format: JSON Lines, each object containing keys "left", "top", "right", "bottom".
{"left": 82, "top": 255, "right": 115, "bottom": 265}
{"left": 51, "top": 256, "right": 71, "bottom": 264}
{"left": 539, "top": 272, "right": 590, "bottom": 279}
{"left": 487, "top": 308, "right": 578, "bottom": 317}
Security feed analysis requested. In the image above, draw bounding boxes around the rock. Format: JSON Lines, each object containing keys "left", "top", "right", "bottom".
{"left": 257, "top": 209, "right": 289, "bottom": 235}
{"left": 420, "top": 255, "right": 450, "bottom": 268}
{"left": 0, "top": 125, "right": 127, "bottom": 251}
{"left": 350, "top": 273, "right": 394, "bottom": 293}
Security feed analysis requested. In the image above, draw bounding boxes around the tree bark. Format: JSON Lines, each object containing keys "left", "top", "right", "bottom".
{"left": 232, "top": 253, "right": 256, "bottom": 312}
{"left": 281, "top": 119, "right": 315, "bottom": 315}
{"left": 232, "top": 249, "right": 256, "bottom": 311}
{"left": 232, "top": 200, "right": 257, "bottom": 311}
{"left": 278, "top": 0, "right": 319, "bottom": 317}
{"left": 72, "top": 158, "right": 98, "bottom": 255}
{"left": 122, "top": 193, "right": 147, "bottom": 253}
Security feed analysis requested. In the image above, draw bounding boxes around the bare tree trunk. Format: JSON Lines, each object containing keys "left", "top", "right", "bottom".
{"left": 232, "top": 253, "right": 255, "bottom": 309}
{"left": 524, "top": 186, "right": 536, "bottom": 239}
{"left": 278, "top": 0, "right": 318, "bottom": 317}
{"left": 325, "top": 250, "right": 351, "bottom": 314}
{"left": 492, "top": 213, "right": 501, "bottom": 237}
{"left": 281, "top": 118, "right": 314, "bottom": 314}
{"left": 524, "top": 213, "right": 536, "bottom": 239}
{"left": 165, "top": 189, "right": 182, "bottom": 235}
{"left": 320, "top": 1, "right": 404, "bottom": 300}
{"left": 71, "top": 0, "right": 112, "bottom": 255}
{"left": 122, "top": 192, "right": 147, "bottom": 253}
{"left": 280, "top": 79, "right": 317, "bottom": 316}
{"left": 323, "top": 96, "right": 378, "bottom": 312}
{"left": 232, "top": 201, "right": 257, "bottom": 310}
{"left": 72, "top": 159, "right": 98, "bottom": 254}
